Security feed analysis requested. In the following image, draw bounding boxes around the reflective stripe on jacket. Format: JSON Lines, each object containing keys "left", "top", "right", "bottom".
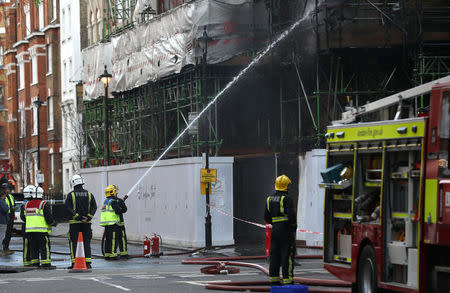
{"left": 100, "top": 198, "right": 120, "bottom": 226}
{"left": 25, "top": 200, "right": 51, "bottom": 233}
{"left": 69, "top": 191, "right": 92, "bottom": 224}
{"left": 5, "top": 194, "right": 15, "bottom": 214}
{"left": 266, "top": 195, "right": 288, "bottom": 223}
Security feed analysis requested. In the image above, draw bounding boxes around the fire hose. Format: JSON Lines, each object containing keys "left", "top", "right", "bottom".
{"left": 181, "top": 256, "right": 351, "bottom": 292}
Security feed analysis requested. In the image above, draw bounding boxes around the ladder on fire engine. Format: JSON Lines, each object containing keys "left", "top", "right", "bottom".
{"left": 333, "top": 75, "right": 450, "bottom": 124}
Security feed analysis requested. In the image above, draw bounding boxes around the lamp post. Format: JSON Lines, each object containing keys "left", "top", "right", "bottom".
{"left": 198, "top": 26, "right": 212, "bottom": 249}
{"left": 33, "top": 97, "right": 44, "bottom": 171}
{"left": 99, "top": 65, "right": 112, "bottom": 166}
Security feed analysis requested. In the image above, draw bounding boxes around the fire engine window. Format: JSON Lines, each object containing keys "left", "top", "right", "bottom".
{"left": 439, "top": 91, "right": 449, "bottom": 178}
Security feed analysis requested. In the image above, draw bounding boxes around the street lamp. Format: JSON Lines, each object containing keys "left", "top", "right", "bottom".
{"left": 198, "top": 26, "right": 212, "bottom": 249}
{"left": 99, "top": 65, "right": 112, "bottom": 166}
{"left": 33, "top": 97, "right": 44, "bottom": 171}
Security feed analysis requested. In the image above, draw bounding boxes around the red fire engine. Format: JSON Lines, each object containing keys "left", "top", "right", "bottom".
{"left": 320, "top": 76, "right": 450, "bottom": 292}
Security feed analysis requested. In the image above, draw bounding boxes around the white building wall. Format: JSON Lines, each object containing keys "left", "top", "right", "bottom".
{"left": 60, "top": 0, "right": 83, "bottom": 195}
{"left": 81, "top": 156, "right": 234, "bottom": 248}
{"left": 297, "top": 149, "right": 326, "bottom": 246}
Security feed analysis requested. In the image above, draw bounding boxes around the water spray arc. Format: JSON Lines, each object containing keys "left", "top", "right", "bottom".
{"left": 126, "top": 7, "right": 318, "bottom": 197}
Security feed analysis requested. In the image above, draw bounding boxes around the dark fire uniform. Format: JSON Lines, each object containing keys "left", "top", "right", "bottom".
{"left": 65, "top": 185, "right": 97, "bottom": 267}
{"left": 264, "top": 190, "right": 297, "bottom": 286}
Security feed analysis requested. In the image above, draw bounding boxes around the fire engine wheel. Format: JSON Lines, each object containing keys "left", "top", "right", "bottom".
{"left": 357, "top": 245, "right": 378, "bottom": 293}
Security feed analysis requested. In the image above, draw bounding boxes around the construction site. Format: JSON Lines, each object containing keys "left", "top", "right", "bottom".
{"left": 79, "top": 0, "right": 450, "bottom": 244}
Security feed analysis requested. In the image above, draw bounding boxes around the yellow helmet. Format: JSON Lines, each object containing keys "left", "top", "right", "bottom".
{"left": 275, "top": 175, "right": 291, "bottom": 192}
{"left": 105, "top": 184, "right": 118, "bottom": 197}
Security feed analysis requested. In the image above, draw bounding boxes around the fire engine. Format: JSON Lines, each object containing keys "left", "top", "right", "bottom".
{"left": 320, "top": 75, "right": 450, "bottom": 292}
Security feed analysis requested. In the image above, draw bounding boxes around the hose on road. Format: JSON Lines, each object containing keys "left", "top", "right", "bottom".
{"left": 181, "top": 256, "right": 351, "bottom": 292}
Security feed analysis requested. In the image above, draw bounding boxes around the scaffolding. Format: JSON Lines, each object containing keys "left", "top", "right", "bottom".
{"left": 83, "top": 66, "right": 229, "bottom": 166}
{"left": 276, "top": 0, "right": 450, "bottom": 152}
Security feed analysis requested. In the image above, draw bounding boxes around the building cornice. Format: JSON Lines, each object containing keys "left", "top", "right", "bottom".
{"left": 42, "top": 24, "right": 60, "bottom": 32}
{"left": 4, "top": 49, "right": 17, "bottom": 55}
{"left": 15, "top": 51, "right": 29, "bottom": 62}
{"left": 25, "top": 31, "right": 45, "bottom": 40}
{"left": 28, "top": 44, "right": 46, "bottom": 56}
{"left": 13, "top": 40, "right": 29, "bottom": 48}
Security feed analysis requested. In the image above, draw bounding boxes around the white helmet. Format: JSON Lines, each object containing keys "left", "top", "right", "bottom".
{"left": 71, "top": 174, "right": 85, "bottom": 187}
{"left": 36, "top": 186, "right": 44, "bottom": 199}
{"left": 23, "top": 185, "right": 36, "bottom": 199}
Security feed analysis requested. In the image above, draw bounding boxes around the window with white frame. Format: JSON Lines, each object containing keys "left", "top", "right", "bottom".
{"left": 52, "top": 0, "right": 57, "bottom": 21}
{"left": 47, "top": 44, "right": 52, "bottom": 74}
{"left": 62, "top": 61, "right": 66, "bottom": 90}
{"left": 19, "top": 62, "right": 25, "bottom": 89}
{"left": 68, "top": 58, "right": 73, "bottom": 84}
{"left": 24, "top": 4, "right": 31, "bottom": 36}
{"left": 49, "top": 153, "right": 54, "bottom": 186}
{"left": 33, "top": 104, "right": 38, "bottom": 135}
{"left": 39, "top": 2, "right": 44, "bottom": 29}
{"left": 20, "top": 106, "right": 25, "bottom": 137}
{"left": 61, "top": 9, "right": 65, "bottom": 37}
{"left": 47, "top": 96, "right": 54, "bottom": 130}
{"left": 97, "top": 9, "right": 101, "bottom": 41}
{"left": 0, "top": 46, "right": 3, "bottom": 67}
{"left": 31, "top": 54, "right": 38, "bottom": 84}
{"left": 67, "top": 5, "right": 71, "bottom": 34}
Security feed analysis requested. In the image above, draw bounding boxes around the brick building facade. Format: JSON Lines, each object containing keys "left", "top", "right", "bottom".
{"left": 4, "top": 0, "right": 62, "bottom": 195}
{"left": 0, "top": 1, "right": 11, "bottom": 182}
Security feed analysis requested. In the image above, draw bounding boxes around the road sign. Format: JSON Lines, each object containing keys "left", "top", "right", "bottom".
{"left": 200, "top": 168, "right": 217, "bottom": 183}
{"left": 200, "top": 182, "right": 210, "bottom": 195}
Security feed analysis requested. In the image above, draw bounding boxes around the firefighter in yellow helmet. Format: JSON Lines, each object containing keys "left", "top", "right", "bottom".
{"left": 264, "top": 175, "right": 297, "bottom": 286}
{"left": 100, "top": 185, "right": 121, "bottom": 260}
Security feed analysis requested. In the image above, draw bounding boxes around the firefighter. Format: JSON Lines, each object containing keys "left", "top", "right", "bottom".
{"left": 1, "top": 182, "right": 15, "bottom": 254}
{"left": 264, "top": 175, "right": 297, "bottom": 286}
{"left": 100, "top": 185, "right": 121, "bottom": 260}
{"left": 21, "top": 186, "right": 56, "bottom": 268}
{"left": 21, "top": 185, "right": 35, "bottom": 266}
{"left": 65, "top": 174, "right": 97, "bottom": 269}
{"left": 114, "top": 187, "right": 129, "bottom": 259}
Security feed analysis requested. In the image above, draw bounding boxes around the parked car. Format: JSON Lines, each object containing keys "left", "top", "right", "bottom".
{"left": 13, "top": 201, "right": 24, "bottom": 236}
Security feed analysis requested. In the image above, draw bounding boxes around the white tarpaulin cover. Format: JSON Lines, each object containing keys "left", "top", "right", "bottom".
{"left": 82, "top": 0, "right": 268, "bottom": 100}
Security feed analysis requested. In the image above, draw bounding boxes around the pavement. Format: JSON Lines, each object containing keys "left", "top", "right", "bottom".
{"left": 0, "top": 224, "right": 341, "bottom": 293}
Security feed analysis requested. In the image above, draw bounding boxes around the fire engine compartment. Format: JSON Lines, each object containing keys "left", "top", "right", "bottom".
{"left": 321, "top": 118, "right": 426, "bottom": 289}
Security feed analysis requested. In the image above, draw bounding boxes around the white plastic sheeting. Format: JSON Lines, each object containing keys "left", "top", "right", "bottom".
{"left": 81, "top": 156, "right": 234, "bottom": 248}
{"left": 297, "top": 149, "right": 326, "bottom": 246}
{"left": 82, "top": 0, "right": 268, "bottom": 100}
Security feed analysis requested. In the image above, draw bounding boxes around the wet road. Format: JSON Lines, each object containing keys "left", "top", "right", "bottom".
{"left": 0, "top": 225, "right": 339, "bottom": 293}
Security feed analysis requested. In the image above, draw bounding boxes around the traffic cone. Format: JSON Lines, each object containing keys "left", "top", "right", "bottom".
{"left": 69, "top": 232, "right": 91, "bottom": 273}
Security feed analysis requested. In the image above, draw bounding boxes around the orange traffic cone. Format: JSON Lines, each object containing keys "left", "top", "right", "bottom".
{"left": 69, "top": 232, "right": 91, "bottom": 273}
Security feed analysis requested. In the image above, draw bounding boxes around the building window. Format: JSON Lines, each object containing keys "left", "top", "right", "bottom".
{"left": 39, "top": 2, "right": 44, "bottom": 30}
{"left": 63, "top": 61, "right": 67, "bottom": 89}
{"left": 52, "top": 0, "right": 57, "bottom": 21}
{"left": 20, "top": 107, "right": 25, "bottom": 137}
{"left": 0, "top": 46, "right": 3, "bottom": 68}
{"left": 0, "top": 126, "right": 5, "bottom": 154}
{"left": 32, "top": 55, "right": 38, "bottom": 84}
{"left": 24, "top": 4, "right": 31, "bottom": 36}
{"left": 19, "top": 62, "right": 25, "bottom": 89}
{"left": 49, "top": 153, "right": 54, "bottom": 186}
{"left": 97, "top": 9, "right": 101, "bottom": 40}
{"left": 33, "top": 105, "right": 38, "bottom": 135}
{"left": 47, "top": 44, "right": 52, "bottom": 74}
{"left": 61, "top": 9, "right": 65, "bottom": 37}
{"left": 0, "top": 85, "right": 4, "bottom": 110}
{"left": 47, "top": 96, "right": 54, "bottom": 130}
{"left": 68, "top": 58, "right": 73, "bottom": 84}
